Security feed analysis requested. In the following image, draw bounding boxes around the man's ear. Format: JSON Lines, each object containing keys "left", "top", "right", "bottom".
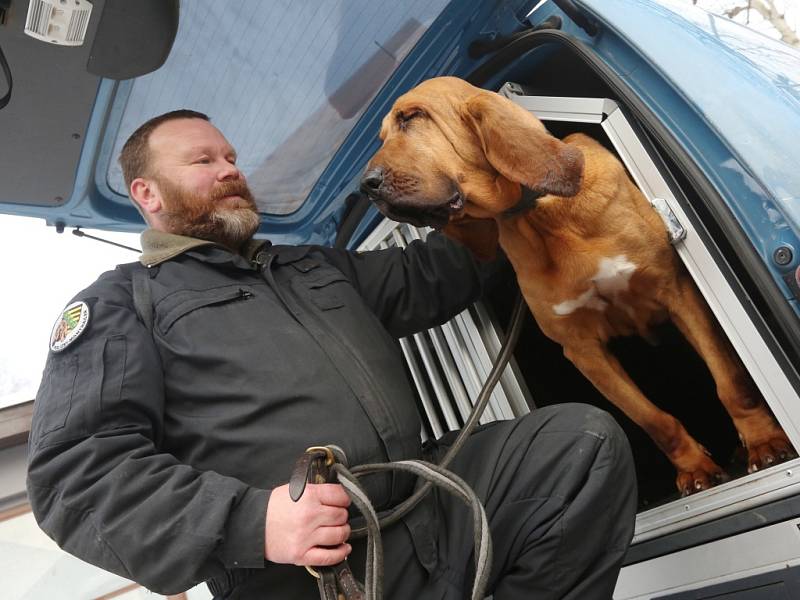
{"left": 129, "top": 177, "right": 163, "bottom": 217}
{"left": 462, "top": 91, "right": 584, "bottom": 197}
{"left": 442, "top": 217, "right": 499, "bottom": 262}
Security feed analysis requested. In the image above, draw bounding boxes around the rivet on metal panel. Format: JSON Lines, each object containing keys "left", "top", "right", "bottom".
{"left": 773, "top": 245, "right": 793, "bottom": 266}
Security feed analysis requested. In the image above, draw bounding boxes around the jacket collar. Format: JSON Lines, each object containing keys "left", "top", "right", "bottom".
{"left": 139, "top": 229, "right": 270, "bottom": 267}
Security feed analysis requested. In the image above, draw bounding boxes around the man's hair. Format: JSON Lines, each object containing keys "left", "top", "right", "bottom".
{"left": 118, "top": 109, "right": 210, "bottom": 193}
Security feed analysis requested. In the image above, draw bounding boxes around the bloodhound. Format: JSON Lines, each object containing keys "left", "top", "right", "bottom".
{"left": 360, "top": 76, "right": 795, "bottom": 496}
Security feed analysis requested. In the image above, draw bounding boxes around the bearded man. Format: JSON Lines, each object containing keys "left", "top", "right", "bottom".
{"left": 121, "top": 110, "right": 261, "bottom": 251}
{"left": 27, "top": 110, "right": 637, "bottom": 600}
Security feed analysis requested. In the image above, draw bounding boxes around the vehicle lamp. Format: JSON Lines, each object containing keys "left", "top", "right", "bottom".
{"left": 24, "top": 0, "right": 92, "bottom": 46}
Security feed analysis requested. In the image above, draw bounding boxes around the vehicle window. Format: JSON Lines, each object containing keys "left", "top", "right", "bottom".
{"left": 105, "top": 0, "right": 449, "bottom": 215}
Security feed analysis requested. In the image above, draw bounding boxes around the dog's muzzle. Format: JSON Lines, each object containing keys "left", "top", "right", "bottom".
{"left": 360, "top": 168, "right": 463, "bottom": 229}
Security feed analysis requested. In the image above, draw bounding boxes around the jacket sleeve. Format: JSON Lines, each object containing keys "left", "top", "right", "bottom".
{"left": 319, "top": 232, "right": 490, "bottom": 338}
{"left": 26, "top": 277, "right": 269, "bottom": 594}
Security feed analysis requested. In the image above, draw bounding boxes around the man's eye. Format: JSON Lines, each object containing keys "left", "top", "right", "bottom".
{"left": 195, "top": 157, "right": 211, "bottom": 164}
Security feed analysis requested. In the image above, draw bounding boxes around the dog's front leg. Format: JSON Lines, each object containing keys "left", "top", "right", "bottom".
{"left": 666, "top": 275, "right": 797, "bottom": 472}
{"left": 563, "top": 341, "right": 728, "bottom": 495}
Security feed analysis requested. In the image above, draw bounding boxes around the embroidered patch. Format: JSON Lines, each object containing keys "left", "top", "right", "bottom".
{"left": 50, "top": 301, "right": 90, "bottom": 353}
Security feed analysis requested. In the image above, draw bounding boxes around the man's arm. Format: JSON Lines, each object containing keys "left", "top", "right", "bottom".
{"left": 320, "top": 232, "right": 490, "bottom": 338}
{"left": 26, "top": 281, "right": 268, "bottom": 594}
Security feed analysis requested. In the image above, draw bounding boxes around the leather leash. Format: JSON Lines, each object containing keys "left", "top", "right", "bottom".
{"left": 290, "top": 445, "right": 365, "bottom": 600}
{"left": 290, "top": 293, "right": 528, "bottom": 600}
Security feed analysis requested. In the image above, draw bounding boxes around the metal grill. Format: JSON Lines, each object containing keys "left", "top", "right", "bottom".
{"left": 23, "top": 0, "right": 92, "bottom": 46}
{"left": 359, "top": 219, "right": 532, "bottom": 441}
{"left": 65, "top": 6, "right": 91, "bottom": 44}
{"left": 24, "top": 0, "right": 52, "bottom": 36}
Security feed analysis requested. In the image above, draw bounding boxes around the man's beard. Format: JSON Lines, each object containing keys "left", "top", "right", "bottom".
{"left": 157, "top": 176, "right": 261, "bottom": 251}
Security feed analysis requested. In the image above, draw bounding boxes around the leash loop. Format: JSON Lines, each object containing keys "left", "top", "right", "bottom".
{"left": 290, "top": 445, "right": 365, "bottom": 600}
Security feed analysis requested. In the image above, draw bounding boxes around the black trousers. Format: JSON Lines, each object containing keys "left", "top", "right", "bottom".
{"left": 221, "top": 403, "right": 637, "bottom": 599}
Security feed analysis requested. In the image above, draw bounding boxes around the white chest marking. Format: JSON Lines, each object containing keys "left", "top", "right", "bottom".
{"left": 553, "top": 288, "right": 608, "bottom": 315}
{"left": 553, "top": 255, "right": 637, "bottom": 316}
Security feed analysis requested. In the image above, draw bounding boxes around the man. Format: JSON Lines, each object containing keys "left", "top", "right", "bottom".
{"left": 27, "top": 110, "right": 637, "bottom": 599}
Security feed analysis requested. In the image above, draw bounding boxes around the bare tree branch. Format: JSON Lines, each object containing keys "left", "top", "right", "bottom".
{"left": 724, "top": 0, "right": 799, "bottom": 47}
{"left": 723, "top": 6, "right": 748, "bottom": 20}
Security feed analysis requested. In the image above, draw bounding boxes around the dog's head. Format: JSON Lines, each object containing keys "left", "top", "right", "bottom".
{"left": 360, "top": 77, "right": 584, "bottom": 258}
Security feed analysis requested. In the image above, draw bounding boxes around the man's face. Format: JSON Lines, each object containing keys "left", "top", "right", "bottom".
{"left": 147, "top": 118, "right": 260, "bottom": 249}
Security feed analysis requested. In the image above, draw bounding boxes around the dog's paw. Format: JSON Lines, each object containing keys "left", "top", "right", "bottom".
{"left": 676, "top": 467, "right": 730, "bottom": 497}
{"left": 746, "top": 435, "right": 797, "bottom": 473}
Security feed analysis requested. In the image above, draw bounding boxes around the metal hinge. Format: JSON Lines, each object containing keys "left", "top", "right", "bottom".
{"left": 500, "top": 82, "right": 527, "bottom": 98}
{"left": 651, "top": 197, "right": 686, "bottom": 244}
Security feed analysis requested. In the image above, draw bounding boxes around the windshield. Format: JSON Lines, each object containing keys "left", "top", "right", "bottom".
{"left": 105, "top": 0, "right": 449, "bottom": 215}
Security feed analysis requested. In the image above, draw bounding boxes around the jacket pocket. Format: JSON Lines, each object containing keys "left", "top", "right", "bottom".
{"left": 100, "top": 335, "right": 127, "bottom": 414}
{"left": 32, "top": 354, "right": 78, "bottom": 442}
{"left": 158, "top": 286, "right": 256, "bottom": 334}
{"left": 305, "top": 269, "right": 348, "bottom": 310}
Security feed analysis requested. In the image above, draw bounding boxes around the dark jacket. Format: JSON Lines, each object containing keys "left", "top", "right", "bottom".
{"left": 27, "top": 229, "right": 483, "bottom": 594}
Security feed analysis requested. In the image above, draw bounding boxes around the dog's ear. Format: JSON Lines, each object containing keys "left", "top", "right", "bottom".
{"left": 442, "top": 217, "right": 499, "bottom": 262}
{"left": 463, "top": 91, "right": 584, "bottom": 197}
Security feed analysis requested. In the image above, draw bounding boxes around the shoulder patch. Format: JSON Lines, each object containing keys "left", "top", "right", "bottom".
{"left": 50, "top": 301, "right": 90, "bottom": 353}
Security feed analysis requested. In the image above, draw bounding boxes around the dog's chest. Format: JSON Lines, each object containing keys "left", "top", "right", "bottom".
{"left": 553, "top": 255, "right": 638, "bottom": 316}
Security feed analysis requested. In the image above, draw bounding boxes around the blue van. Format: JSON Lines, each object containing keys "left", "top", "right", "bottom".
{"left": 1, "top": 1, "right": 799, "bottom": 597}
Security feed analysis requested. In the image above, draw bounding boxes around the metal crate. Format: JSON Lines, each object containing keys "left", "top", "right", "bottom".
{"left": 358, "top": 219, "right": 532, "bottom": 441}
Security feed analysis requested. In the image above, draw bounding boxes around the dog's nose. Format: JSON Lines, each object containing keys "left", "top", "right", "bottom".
{"left": 360, "top": 168, "right": 384, "bottom": 194}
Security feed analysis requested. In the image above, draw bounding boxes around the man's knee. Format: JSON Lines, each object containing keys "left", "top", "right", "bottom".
{"left": 522, "top": 402, "right": 625, "bottom": 441}
{"left": 520, "top": 403, "right": 635, "bottom": 485}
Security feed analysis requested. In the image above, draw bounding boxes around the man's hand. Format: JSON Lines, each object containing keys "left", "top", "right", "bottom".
{"left": 265, "top": 483, "right": 352, "bottom": 566}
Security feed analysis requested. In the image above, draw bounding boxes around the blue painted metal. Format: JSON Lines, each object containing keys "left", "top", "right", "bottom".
{"left": 570, "top": 0, "right": 800, "bottom": 309}
{"left": 0, "top": 78, "right": 135, "bottom": 230}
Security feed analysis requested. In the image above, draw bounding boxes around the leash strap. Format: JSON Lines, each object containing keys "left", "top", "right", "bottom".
{"left": 289, "top": 294, "right": 525, "bottom": 600}
{"left": 131, "top": 267, "right": 155, "bottom": 332}
{"left": 291, "top": 446, "right": 366, "bottom": 600}
{"left": 287, "top": 294, "right": 527, "bottom": 600}
{"left": 0, "top": 43, "right": 11, "bottom": 110}
{"left": 290, "top": 449, "right": 494, "bottom": 600}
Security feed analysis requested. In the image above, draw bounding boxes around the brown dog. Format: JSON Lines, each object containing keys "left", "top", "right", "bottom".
{"left": 361, "top": 76, "right": 795, "bottom": 495}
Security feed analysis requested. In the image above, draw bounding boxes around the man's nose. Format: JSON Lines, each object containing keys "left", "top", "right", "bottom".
{"left": 360, "top": 167, "right": 384, "bottom": 195}
{"left": 217, "top": 161, "right": 242, "bottom": 181}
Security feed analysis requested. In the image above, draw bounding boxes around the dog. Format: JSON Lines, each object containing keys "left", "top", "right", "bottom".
{"left": 360, "top": 76, "right": 795, "bottom": 496}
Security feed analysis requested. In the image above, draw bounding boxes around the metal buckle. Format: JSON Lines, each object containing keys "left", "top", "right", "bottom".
{"left": 306, "top": 565, "right": 321, "bottom": 578}
{"left": 306, "top": 445, "right": 335, "bottom": 467}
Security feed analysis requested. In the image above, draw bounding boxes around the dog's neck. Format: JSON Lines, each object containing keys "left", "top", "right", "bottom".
{"left": 495, "top": 212, "right": 555, "bottom": 276}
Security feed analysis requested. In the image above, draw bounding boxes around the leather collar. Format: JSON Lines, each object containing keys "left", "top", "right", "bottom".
{"left": 502, "top": 186, "right": 542, "bottom": 218}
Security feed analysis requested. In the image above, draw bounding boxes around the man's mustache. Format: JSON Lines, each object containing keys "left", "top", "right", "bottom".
{"left": 209, "top": 180, "right": 257, "bottom": 209}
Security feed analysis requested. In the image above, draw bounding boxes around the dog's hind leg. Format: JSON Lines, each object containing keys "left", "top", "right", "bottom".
{"left": 563, "top": 341, "right": 728, "bottom": 496}
{"left": 665, "top": 275, "right": 797, "bottom": 473}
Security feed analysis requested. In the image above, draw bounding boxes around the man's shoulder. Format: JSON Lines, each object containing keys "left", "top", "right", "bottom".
{"left": 63, "top": 262, "right": 140, "bottom": 306}
{"left": 45, "top": 263, "right": 141, "bottom": 353}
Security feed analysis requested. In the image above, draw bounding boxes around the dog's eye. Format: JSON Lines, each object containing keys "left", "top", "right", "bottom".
{"left": 398, "top": 110, "right": 423, "bottom": 130}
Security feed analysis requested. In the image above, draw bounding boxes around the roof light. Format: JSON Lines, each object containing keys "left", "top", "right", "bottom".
{"left": 24, "top": 0, "right": 92, "bottom": 46}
